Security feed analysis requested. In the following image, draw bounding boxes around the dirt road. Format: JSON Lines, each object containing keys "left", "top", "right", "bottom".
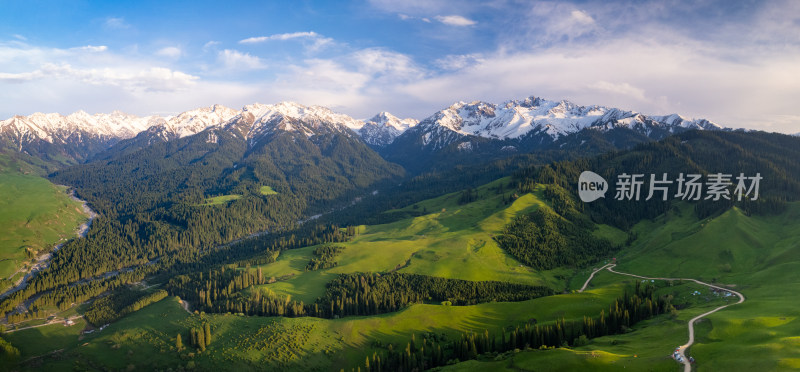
{"left": 5, "top": 315, "right": 84, "bottom": 333}
{"left": 580, "top": 264, "right": 745, "bottom": 372}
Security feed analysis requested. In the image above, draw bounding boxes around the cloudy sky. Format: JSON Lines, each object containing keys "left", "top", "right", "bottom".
{"left": 1, "top": 0, "right": 798, "bottom": 133}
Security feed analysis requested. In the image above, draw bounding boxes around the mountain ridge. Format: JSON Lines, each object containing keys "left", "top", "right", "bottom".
{"left": 1, "top": 95, "right": 729, "bottom": 171}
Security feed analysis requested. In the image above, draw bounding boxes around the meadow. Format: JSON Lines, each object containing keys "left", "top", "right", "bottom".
{"left": 3, "top": 179, "right": 798, "bottom": 371}
{"left": 0, "top": 155, "right": 88, "bottom": 290}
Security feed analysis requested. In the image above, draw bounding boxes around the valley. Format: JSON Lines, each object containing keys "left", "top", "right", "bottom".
{"left": 0, "top": 155, "right": 91, "bottom": 295}
{"left": 0, "top": 99, "right": 797, "bottom": 372}
{"left": 2, "top": 1, "right": 797, "bottom": 370}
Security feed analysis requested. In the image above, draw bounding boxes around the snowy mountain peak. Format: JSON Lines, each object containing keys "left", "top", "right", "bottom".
{"left": 366, "top": 112, "right": 418, "bottom": 131}
{"left": 399, "top": 95, "right": 724, "bottom": 151}
{"left": 0, "top": 110, "right": 155, "bottom": 142}
{"left": 226, "top": 102, "right": 363, "bottom": 145}
{"left": 358, "top": 112, "right": 419, "bottom": 147}
{"left": 154, "top": 104, "right": 238, "bottom": 140}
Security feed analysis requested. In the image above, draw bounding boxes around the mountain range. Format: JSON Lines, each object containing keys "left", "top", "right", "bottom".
{"left": 0, "top": 95, "right": 725, "bottom": 172}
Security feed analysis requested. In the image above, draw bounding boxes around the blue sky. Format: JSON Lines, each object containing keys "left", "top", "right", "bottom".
{"left": 1, "top": 0, "right": 798, "bottom": 133}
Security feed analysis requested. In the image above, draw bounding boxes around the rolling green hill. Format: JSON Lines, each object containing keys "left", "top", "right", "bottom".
{"left": 450, "top": 202, "right": 800, "bottom": 371}
{"left": 4, "top": 185, "right": 770, "bottom": 372}
{"left": 258, "top": 178, "right": 569, "bottom": 305}
{"left": 0, "top": 154, "right": 88, "bottom": 291}
{"left": 3, "top": 131, "right": 799, "bottom": 371}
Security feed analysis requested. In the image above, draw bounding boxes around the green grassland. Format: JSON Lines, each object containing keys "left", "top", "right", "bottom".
{"left": 259, "top": 185, "right": 278, "bottom": 195}
{"left": 0, "top": 155, "right": 88, "bottom": 286}
{"left": 197, "top": 186, "right": 277, "bottom": 206}
{"left": 256, "top": 178, "right": 571, "bottom": 304}
{"left": 4, "top": 177, "right": 799, "bottom": 371}
{"left": 199, "top": 194, "right": 242, "bottom": 206}
{"left": 454, "top": 202, "right": 800, "bottom": 371}
{"left": 2, "top": 273, "right": 724, "bottom": 371}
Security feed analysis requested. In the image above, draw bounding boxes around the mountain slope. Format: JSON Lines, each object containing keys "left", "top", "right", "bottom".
{"left": 41, "top": 101, "right": 404, "bottom": 284}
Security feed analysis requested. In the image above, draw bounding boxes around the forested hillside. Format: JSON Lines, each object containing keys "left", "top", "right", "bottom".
{"left": 515, "top": 131, "right": 800, "bottom": 229}
{"left": 0, "top": 123, "right": 402, "bottom": 320}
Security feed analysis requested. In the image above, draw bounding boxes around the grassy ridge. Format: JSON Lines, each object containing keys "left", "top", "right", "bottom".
{"left": 0, "top": 155, "right": 88, "bottom": 286}
{"left": 257, "top": 178, "right": 570, "bottom": 304}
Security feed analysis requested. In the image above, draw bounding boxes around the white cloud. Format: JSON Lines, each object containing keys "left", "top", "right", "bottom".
{"left": 73, "top": 45, "right": 108, "bottom": 52}
{"left": 12, "top": 34, "right": 27, "bottom": 41}
{"left": 570, "top": 10, "right": 595, "bottom": 26}
{"left": 0, "top": 41, "right": 199, "bottom": 110}
{"left": 351, "top": 48, "right": 423, "bottom": 80}
{"left": 434, "top": 15, "right": 476, "bottom": 26}
{"left": 103, "top": 17, "right": 130, "bottom": 30}
{"left": 156, "top": 46, "right": 182, "bottom": 58}
{"left": 203, "top": 41, "right": 220, "bottom": 50}
{"left": 217, "top": 49, "right": 267, "bottom": 70}
{"left": 0, "top": 62, "right": 197, "bottom": 91}
{"left": 239, "top": 32, "right": 320, "bottom": 44}
{"left": 588, "top": 81, "right": 646, "bottom": 101}
{"left": 434, "top": 53, "right": 484, "bottom": 70}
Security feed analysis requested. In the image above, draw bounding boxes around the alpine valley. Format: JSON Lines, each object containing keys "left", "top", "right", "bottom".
{"left": 1, "top": 95, "right": 798, "bottom": 372}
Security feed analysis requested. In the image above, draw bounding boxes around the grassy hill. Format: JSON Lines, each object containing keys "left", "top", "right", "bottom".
{"left": 257, "top": 178, "right": 569, "bottom": 304}
{"left": 3, "top": 176, "right": 798, "bottom": 371}
{"left": 0, "top": 154, "right": 88, "bottom": 290}
{"left": 454, "top": 202, "right": 800, "bottom": 371}
{"left": 1, "top": 178, "right": 597, "bottom": 370}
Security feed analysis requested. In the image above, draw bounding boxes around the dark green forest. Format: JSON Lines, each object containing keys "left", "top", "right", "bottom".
{"left": 364, "top": 282, "right": 673, "bottom": 371}
{"left": 165, "top": 270, "right": 554, "bottom": 319}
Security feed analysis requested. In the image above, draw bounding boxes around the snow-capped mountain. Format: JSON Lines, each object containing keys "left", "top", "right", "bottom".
{"left": 0, "top": 110, "right": 156, "bottom": 147}
{"left": 148, "top": 104, "right": 238, "bottom": 141}
{"left": 381, "top": 95, "right": 724, "bottom": 172}
{"left": 0, "top": 110, "right": 161, "bottom": 165}
{"left": 1, "top": 95, "right": 727, "bottom": 173}
{"left": 358, "top": 112, "right": 419, "bottom": 148}
{"left": 0, "top": 105, "right": 243, "bottom": 165}
{"left": 399, "top": 96, "right": 722, "bottom": 151}
{"left": 91, "top": 104, "right": 239, "bottom": 160}
{"left": 222, "top": 102, "right": 364, "bottom": 147}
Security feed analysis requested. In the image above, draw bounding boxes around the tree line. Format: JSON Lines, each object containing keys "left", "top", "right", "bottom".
{"left": 166, "top": 270, "right": 554, "bottom": 319}
{"left": 85, "top": 288, "right": 168, "bottom": 326}
{"left": 361, "top": 282, "right": 673, "bottom": 371}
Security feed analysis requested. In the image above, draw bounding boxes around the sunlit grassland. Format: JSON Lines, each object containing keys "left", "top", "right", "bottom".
{"left": 0, "top": 155, "right": 87, "bottom": 287}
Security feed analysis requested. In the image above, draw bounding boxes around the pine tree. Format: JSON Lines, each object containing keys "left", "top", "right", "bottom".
{"left": 176, "top": 333, "right": 183, "bottom": 351}
{"left": 190, "top": 328, "right": 197, "bottom": 347}
{"left": 197, "top": 328, "right": 206, "bottom": 350}
{"left": 204, "top": 323, "right": 211, "bottom": 345}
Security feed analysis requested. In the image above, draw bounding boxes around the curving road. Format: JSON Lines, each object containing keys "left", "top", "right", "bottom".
{"left": 578, "top": 263, "right": 616, "bottom": 293}
{"left": 579, "top": 263, "right": 745, "bottom": 372}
